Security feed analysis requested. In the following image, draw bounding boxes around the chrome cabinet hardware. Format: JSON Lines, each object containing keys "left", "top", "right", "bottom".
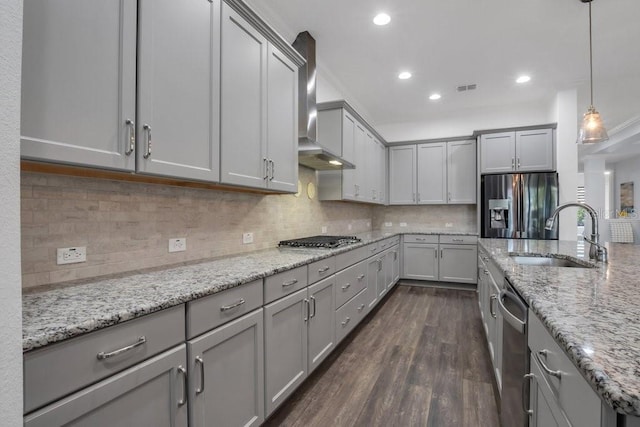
{"left": 517, "top": 157, "right": 521, "bottom": 168}
{"left": 269, "top": 159, "right": 275, "bottom": 181}
{"left": 415, "top": 237, "right": 425, "bottom": 241}
{"left": 96, "top": 336, "right": 146, "bottom": 360}
{"left": 448, "top": 192, "right": 451, "bottom": 202}
{"left": 484, "top": 269, "right": 490, "bottom": 275}
{"left": 341, "top": 317, "right": 351, "bottom": 326}
{"left": 357, "top": 304, "right": 365, "bottom": 312}
{"left": 377, "top": 259, "right": 382, "bottom": 271}
{"left": 220, "top": 298, "right": 245, "bottom": 312}
{"left": 310, "top": 296, "right": 316, "bottom": 318}
{"left": 303, "top": 298, "right": 309, "bottom": 321}
{"left": 481, "top": 256, "right": 489, "bottom": 261}
{"left": 536, "top": 350, "right": 562, "bottom": 379}
{"left": 489, "top": 295, "right": 497, "bottom": 318}
{"left": 195, "top": 356, "right": 205, "bottom": 394}
{"left": 370, "top": 247, "right": 376, "bottom": 252}
{"left": 125, "top": 119, "right": 135, "bottom": 155}
{"left": 440, "top": 249, "right": 443, "bottom": 258}
{"left": 177, "top": 366, "right": 187, "bottom": 406}
{"left": 318, "top": 266, "right": 330, "bottom": 273}
{"left": 512, "top": 158, "right": 515, "bottom": 169}
{"left": 263, "top": 158, "right": 269, "bottom": 180}
{"left": 417, "top": 193, "right": 421, "bottom": 203}
{"left": 142, "top": 124, "right": 152, "bottom": 158}
{"left": 357, "top": 274, "right": 365, "bottom": 280}
{"left": 522, "top": 373, "right": 534, "bottom": 415}
{"left": 393, "top": 251, "right": 398, "bottom": 260}
{"left": 452, "top": 238, "right": 464, "bottom": 242}
{"left": 341, "top": 283, "right": 351, "bottom": 290}
{"left": 282, "top": 279, "right": 298, "bottom": 288}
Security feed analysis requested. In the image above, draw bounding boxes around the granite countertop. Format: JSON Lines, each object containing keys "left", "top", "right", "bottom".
{"left": 478, "top": 238, "right": 640, "bottom": 416}
{"left": 23, "top": 229, "right": 475, "bottom": 353}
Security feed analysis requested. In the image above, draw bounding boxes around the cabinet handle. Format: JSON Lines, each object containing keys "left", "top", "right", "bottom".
{"left": 484, "top": 269, "right": 490, "bottom": 275}
{"left": 357, "top": 274, "right": 365, "bottom": 280}
{"left": 452, "top": 238, "right": 464, "bottom": 242}
{"left": 142, "top": 124, "right": 152, "bottom": 158}
{"left": 536, "top": 350, "right": 562, "bottom": 379}
{"left": 511, "top": 157, "right": 515, "bottom": 170}
{"left": 177, "top": 365, "right": 187, "bottom": 407}
{"left": 269, "top": 159, "right": 275, "bottom": 181}
{"left": 393, "top": 251, "right": 398, "bottom": 261}
{"left": 417, "top": 193, "right": 421, "bottom": 203}
{"left": 342, "top": 283, "right": 351, "bottom": 290}
{"left": 448, "top": 192, "right": 451, "bottom": 202}
{"left": 195, "top": 356, "right": 205, "bottom": 395}
{"left": 341, "top": 316, "right": 351, "bottom": 326}
{"left": 434, "top": 250, "right": 437, "bottom": 259}
{"left": 517, "top": 157, "right": 521, "bottom": 169}
{"left": 370, "top": 247, "right": 376, "bottom": 252}
{"left": 318, "top": 266, "right": 330, "bottom": 273}
{"left": 482, "top": 256, "right": 489, "bottom": 261}
{"left": 125, "top": 119, "right": 135, "bottom": 155}
{"left": 303, "top": 298, "right": 309, "bottom": 322}
{"left": 489, "top": 295, "right": 497, "bottom": 318}
{"left": 415, "top": 237, "right": 426, "bottom": 241}
{"left": 220, "top": 298, "right": 245, "bottom": 312}
{"left": 263, "top": 158, "right": 269, "bottom": 180}
{"left": 440, "top": 249, "right": 443, "bottom": 258}
{"left": 378, "top": 259, "right": 382, "bottom": 271}
{"left": 358, "top": 304, "right": 365, "bottom": 312}
{"left": 522, "top": 373, "right": 534, "bottom": 416}
{"left": 282, "top": 279, "right": 298, "bottom": 288}
{"left": 310, "top": 296, "right": 316, "bottom": 318}
{"left": 97, "top": 336, "right": 146, "bottom": 360}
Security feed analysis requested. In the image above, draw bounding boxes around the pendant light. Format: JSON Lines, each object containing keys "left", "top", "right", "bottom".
{"left": 577, "top": 0, "right": 608, "bottom": 144}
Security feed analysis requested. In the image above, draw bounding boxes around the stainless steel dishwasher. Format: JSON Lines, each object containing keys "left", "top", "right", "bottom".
{"left": 498, "top": 278, "right": 529, "bottom": 427}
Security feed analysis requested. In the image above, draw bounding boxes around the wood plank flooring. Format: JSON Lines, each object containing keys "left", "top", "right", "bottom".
{"left": 264, "top": 284, "right": 500, "bottom": 427}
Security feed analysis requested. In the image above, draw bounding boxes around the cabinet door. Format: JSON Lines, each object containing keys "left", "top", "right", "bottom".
{"left": 366, "top": 257, "right": 380, "bottom": 311}
{"left": 529, "top": 356, "right": 572, "bottom": 427}
{"left": 266, "top": 44, "right": 298, "bottom": 192}
{"left": 341, "top": 111, "right": 356, "bottom": 165}
{"left": 308, "top": 277, "right": 336, "bottom": 374}
{"left": 188, "top": 310, "right": 264, "bottom": 427}
{"left": 264, "top": 288, "right": 308, "bottom": 415}
{"left": 515, "top": 129, "right": 554, "bottom": 172}
{"left": 342, "top": 123, "right": 365, "bottom": 201}
{"left": 439, "top": 244, "right": 478, "bottom": 284}
{"left": 447, "top": 140, "right": 477, "bottom": 203}
{"left": 220, "top": 4, "right": 268, "bottom": 188}
{"left": 137, "top": 0, "right": 220, "bottom": 181}
{"left": 376, "top": 256, "right": 387, "bottom": 298}
{"left": 24, "top": 345, "right": 188, "bottom": 427}
{"left": 21, "top": 0, "right": 136, "bottom": 171}
{"left": 389, "top": 145, "right": 417, "bottom": 205}
{"left": 402, "top": 243, "right": 439, "bottom": 280}
{"left": 480, "top": 132, "right": 516, "bottom": 174}
{"left": 391, "top": 246, "right": 400, "bottom": 285}
{"left": 376, "top": 139, "right": 387, "bottom": 204}
{"left": 417, "top": 143, "right": 447, "bottom": 204}
{"left": 488, "top": 278, "right": 503, "bottom": 391}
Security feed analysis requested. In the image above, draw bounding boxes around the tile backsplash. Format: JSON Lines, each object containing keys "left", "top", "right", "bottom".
{"left": 373, "top": 205, "right": 477, "bottom": 233}
{"left": 21, "top": 167, "right": 373, "bottom": 288}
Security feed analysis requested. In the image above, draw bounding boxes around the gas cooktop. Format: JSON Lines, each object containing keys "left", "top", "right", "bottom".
{"left": 278, "top": 235, "right": 362, "bottom": 249}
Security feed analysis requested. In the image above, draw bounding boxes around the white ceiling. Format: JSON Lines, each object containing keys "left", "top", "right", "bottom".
{"left": 246, "top": 0, "right": 640, "bottom": 138}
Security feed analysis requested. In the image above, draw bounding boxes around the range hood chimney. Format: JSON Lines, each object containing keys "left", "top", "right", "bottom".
{"left": 292, "top": 32, "right": 354, "bottom": 170}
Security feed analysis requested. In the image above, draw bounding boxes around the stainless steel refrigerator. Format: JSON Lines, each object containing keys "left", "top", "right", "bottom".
{"left": 481, "top": 172, "right": 559, "bottom": 239}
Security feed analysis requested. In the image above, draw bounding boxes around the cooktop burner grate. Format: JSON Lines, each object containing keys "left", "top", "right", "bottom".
{"left": 278, "top": 235, "right": 362, "bottom": 249}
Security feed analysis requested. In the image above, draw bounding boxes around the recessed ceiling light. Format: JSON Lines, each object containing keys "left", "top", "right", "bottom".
{"left": 429, "top": 93, "right": 442, "bottom": 101}
{"left": 373, "top": 13, "right": 391, "bottom": 26}
{"left": 398, "top": 71, "right": 412, "bottom": 80}
{"left": 516, "top": 75, "right": 531, "bottom": 84}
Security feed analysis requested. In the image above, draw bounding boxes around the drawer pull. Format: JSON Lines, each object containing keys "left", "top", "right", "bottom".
{"left": 536, "top": 350, "right": 562, "bottom": 379}
{"left": 357, "top": 304, "right": 365, "bottom": 312}
{"left": 489, "top": 295, "right": 497, "bottom": 318}
{"left": 415, "top": 237, "right": 426, "bottom": 241}
{"left": 342, "top": 283, "right": 351, "bottom": 290}
{"left": 522, "top": 373, "right": 534, "bottom": 416}
{"left": 195, "top": 356, "right": 205, "bottom": 394}
{"left": 370, "top": 247, "right": 376, "bottom": 252}
{"left": 96, "top": 336, "right": 146, "bottom": 360}
{"left": 220, "top": 298, "right": 246, "bottom": 312}
{"left": 282, "top": 279, "right": 298, "bottom": 287}
{"left": 452, "top": 238, "right": 464, "bottom": 242}
{"left": 177, "top": 365, "right": 187, "bottom": 407}
{"left": 318, "top": 266, "right": 330, "bottom": 273}
{"left": 357, "top": 274, "right": 366, "bottom": 280}
{"left": 341, "top": 317, "right": 351, "bottom": 326}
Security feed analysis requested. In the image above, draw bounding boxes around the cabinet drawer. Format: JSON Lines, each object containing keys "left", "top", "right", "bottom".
{"left": 24, "top": 305, "right": 185, "bottom": 414}
{"left": 404, "top": 234, "right": 438, "bottom": 244}
{"left": 187, "top": 279, "right": 263, "bottom": 339}
{"left": 308, "top": 257, "right": 336, "bottom": 284}
{"left": 365, "top": 242, "right": 380, "bottom": 256}
{"left": 264, "top": 265, "right": 308, "bottom": 304}
{"left": 335, "top": 245, "right": 368, "bottom": 271}
{"left": 528, "top": 313, "right": 602, "bottom": 427}
{"left": 335, "top": 288, "right": 367, "bottom": 344}
{"left": 439, "top": 235, "right": 477, "bottom": 245}
{"left": 335, "top": 260, "right": 367, "bottom": 309}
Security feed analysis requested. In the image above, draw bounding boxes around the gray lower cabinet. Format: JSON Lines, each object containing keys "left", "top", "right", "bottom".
{"left": 24, "top": 344, "right": 188, "bottom": 427}
{"left": 307, "top": 277, "right": 336, "bottom": 374}
{"left": 187, "top": 309, "right": 264, "bottom": 427}
{"left": 391, "top": 246, "right": 400, "bottom": 284}
{"left": 366, "top": 256, "right": 381, "bottom": 311}
{"left": 402, "top": 243, "right": 439, "bottom": 281}
{"left": 20, "top": 0, "right": 137, "bottom": 171}
{"left": 528, "top": 354, "right": 571, "bottom": 427}
{"left": 439, "top": 243, "right": 478, "bottom": 284}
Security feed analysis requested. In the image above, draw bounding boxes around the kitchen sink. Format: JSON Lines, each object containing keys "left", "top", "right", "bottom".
{"left": 510, "top": 255, "right": 594, "bottom": 268}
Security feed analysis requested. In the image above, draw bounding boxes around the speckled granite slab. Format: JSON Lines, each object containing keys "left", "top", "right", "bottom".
{"left": 479, "top": 238, "right": 640, "bottom": 416}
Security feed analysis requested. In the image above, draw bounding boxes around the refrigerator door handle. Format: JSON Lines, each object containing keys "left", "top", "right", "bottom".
{"left": 512, "top": 175, "right": 520, "bottom": 238}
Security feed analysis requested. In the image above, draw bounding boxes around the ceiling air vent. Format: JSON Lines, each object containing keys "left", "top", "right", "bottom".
{"left": 457, "top": 84, "right": 477, "bottom": 92}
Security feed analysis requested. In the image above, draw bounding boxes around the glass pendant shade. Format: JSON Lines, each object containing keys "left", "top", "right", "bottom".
{"left": 578, "top": 106, "right": 609, "bottom": 144}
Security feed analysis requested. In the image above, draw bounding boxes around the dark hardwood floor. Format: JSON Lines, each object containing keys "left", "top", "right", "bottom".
{"left": 264, "top": 284, "right": 500, "bottom": 427}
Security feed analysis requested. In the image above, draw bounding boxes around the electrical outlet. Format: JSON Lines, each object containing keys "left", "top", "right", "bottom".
{"left": 321, "top": 226, "right": 328, "bottom": 234}
{"left": 445, "top": 222, "right": 454, "bottom": 228}
{"left": 384, "top": 222, "right": 392, "bottom": 227}
{"left": 168, "top": 238, "right": 186, "bottom": 252}
{"left": 243, "top": 232, "right": 254, "bottom": 244}
{"left": 400, "top": 222, "right": 407, "bottom": 227}
{"left": 56, "top": 247, "right": 87, "bottom": 265}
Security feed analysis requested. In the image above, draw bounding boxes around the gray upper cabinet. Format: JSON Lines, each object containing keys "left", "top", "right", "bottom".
{"left": 389, "top": 145, "right": 417, "bottom": 204}
{"left": 21, "top": 0, "right": 137, "bottom": 171}
{"left": 188, "top": 309, "right": 264, "bottom": 427}
{"left": 447, "top": 140, "right": 477, "bottom": 203}
{"left": 220, "top": 4, "right": 268, "bottom": 189}
{"left": 24, "top": 345, "right": 188, "bottom": 427}
{"left": 307, "top": 277, "right": 336, "bottom": 374}
{"left": 417, "top": 143, "right": 447, "bottom": 204}
{"left": 137, "top": 0, "right": 220, "bottom": 181}
{"left": 480, "top": 128, "right": 554, "bottom": 174}
{"left": 266, "top": 44, "right": 299, "bottom": 192}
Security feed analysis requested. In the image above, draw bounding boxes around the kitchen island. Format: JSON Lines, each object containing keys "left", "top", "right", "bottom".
{"left": 479, "top": 238, "right": 640, "bottom": 420}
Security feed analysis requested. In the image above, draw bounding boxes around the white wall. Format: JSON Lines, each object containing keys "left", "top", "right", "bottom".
{"left": 0, "top": 0, "right": 23, "bottom": 422}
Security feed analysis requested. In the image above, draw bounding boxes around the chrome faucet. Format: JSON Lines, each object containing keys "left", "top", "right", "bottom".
{"left": 545, "top": 202, "right": 608, "bottom": 263}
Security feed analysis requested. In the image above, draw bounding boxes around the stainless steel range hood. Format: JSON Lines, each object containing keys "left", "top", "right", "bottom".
{"left": 293, "top": 32, "right": 354, "bottom": 170}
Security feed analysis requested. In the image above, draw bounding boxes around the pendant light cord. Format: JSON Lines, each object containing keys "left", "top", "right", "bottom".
{"left": 589, "top": 0, "right": 594, "bottom": 108}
